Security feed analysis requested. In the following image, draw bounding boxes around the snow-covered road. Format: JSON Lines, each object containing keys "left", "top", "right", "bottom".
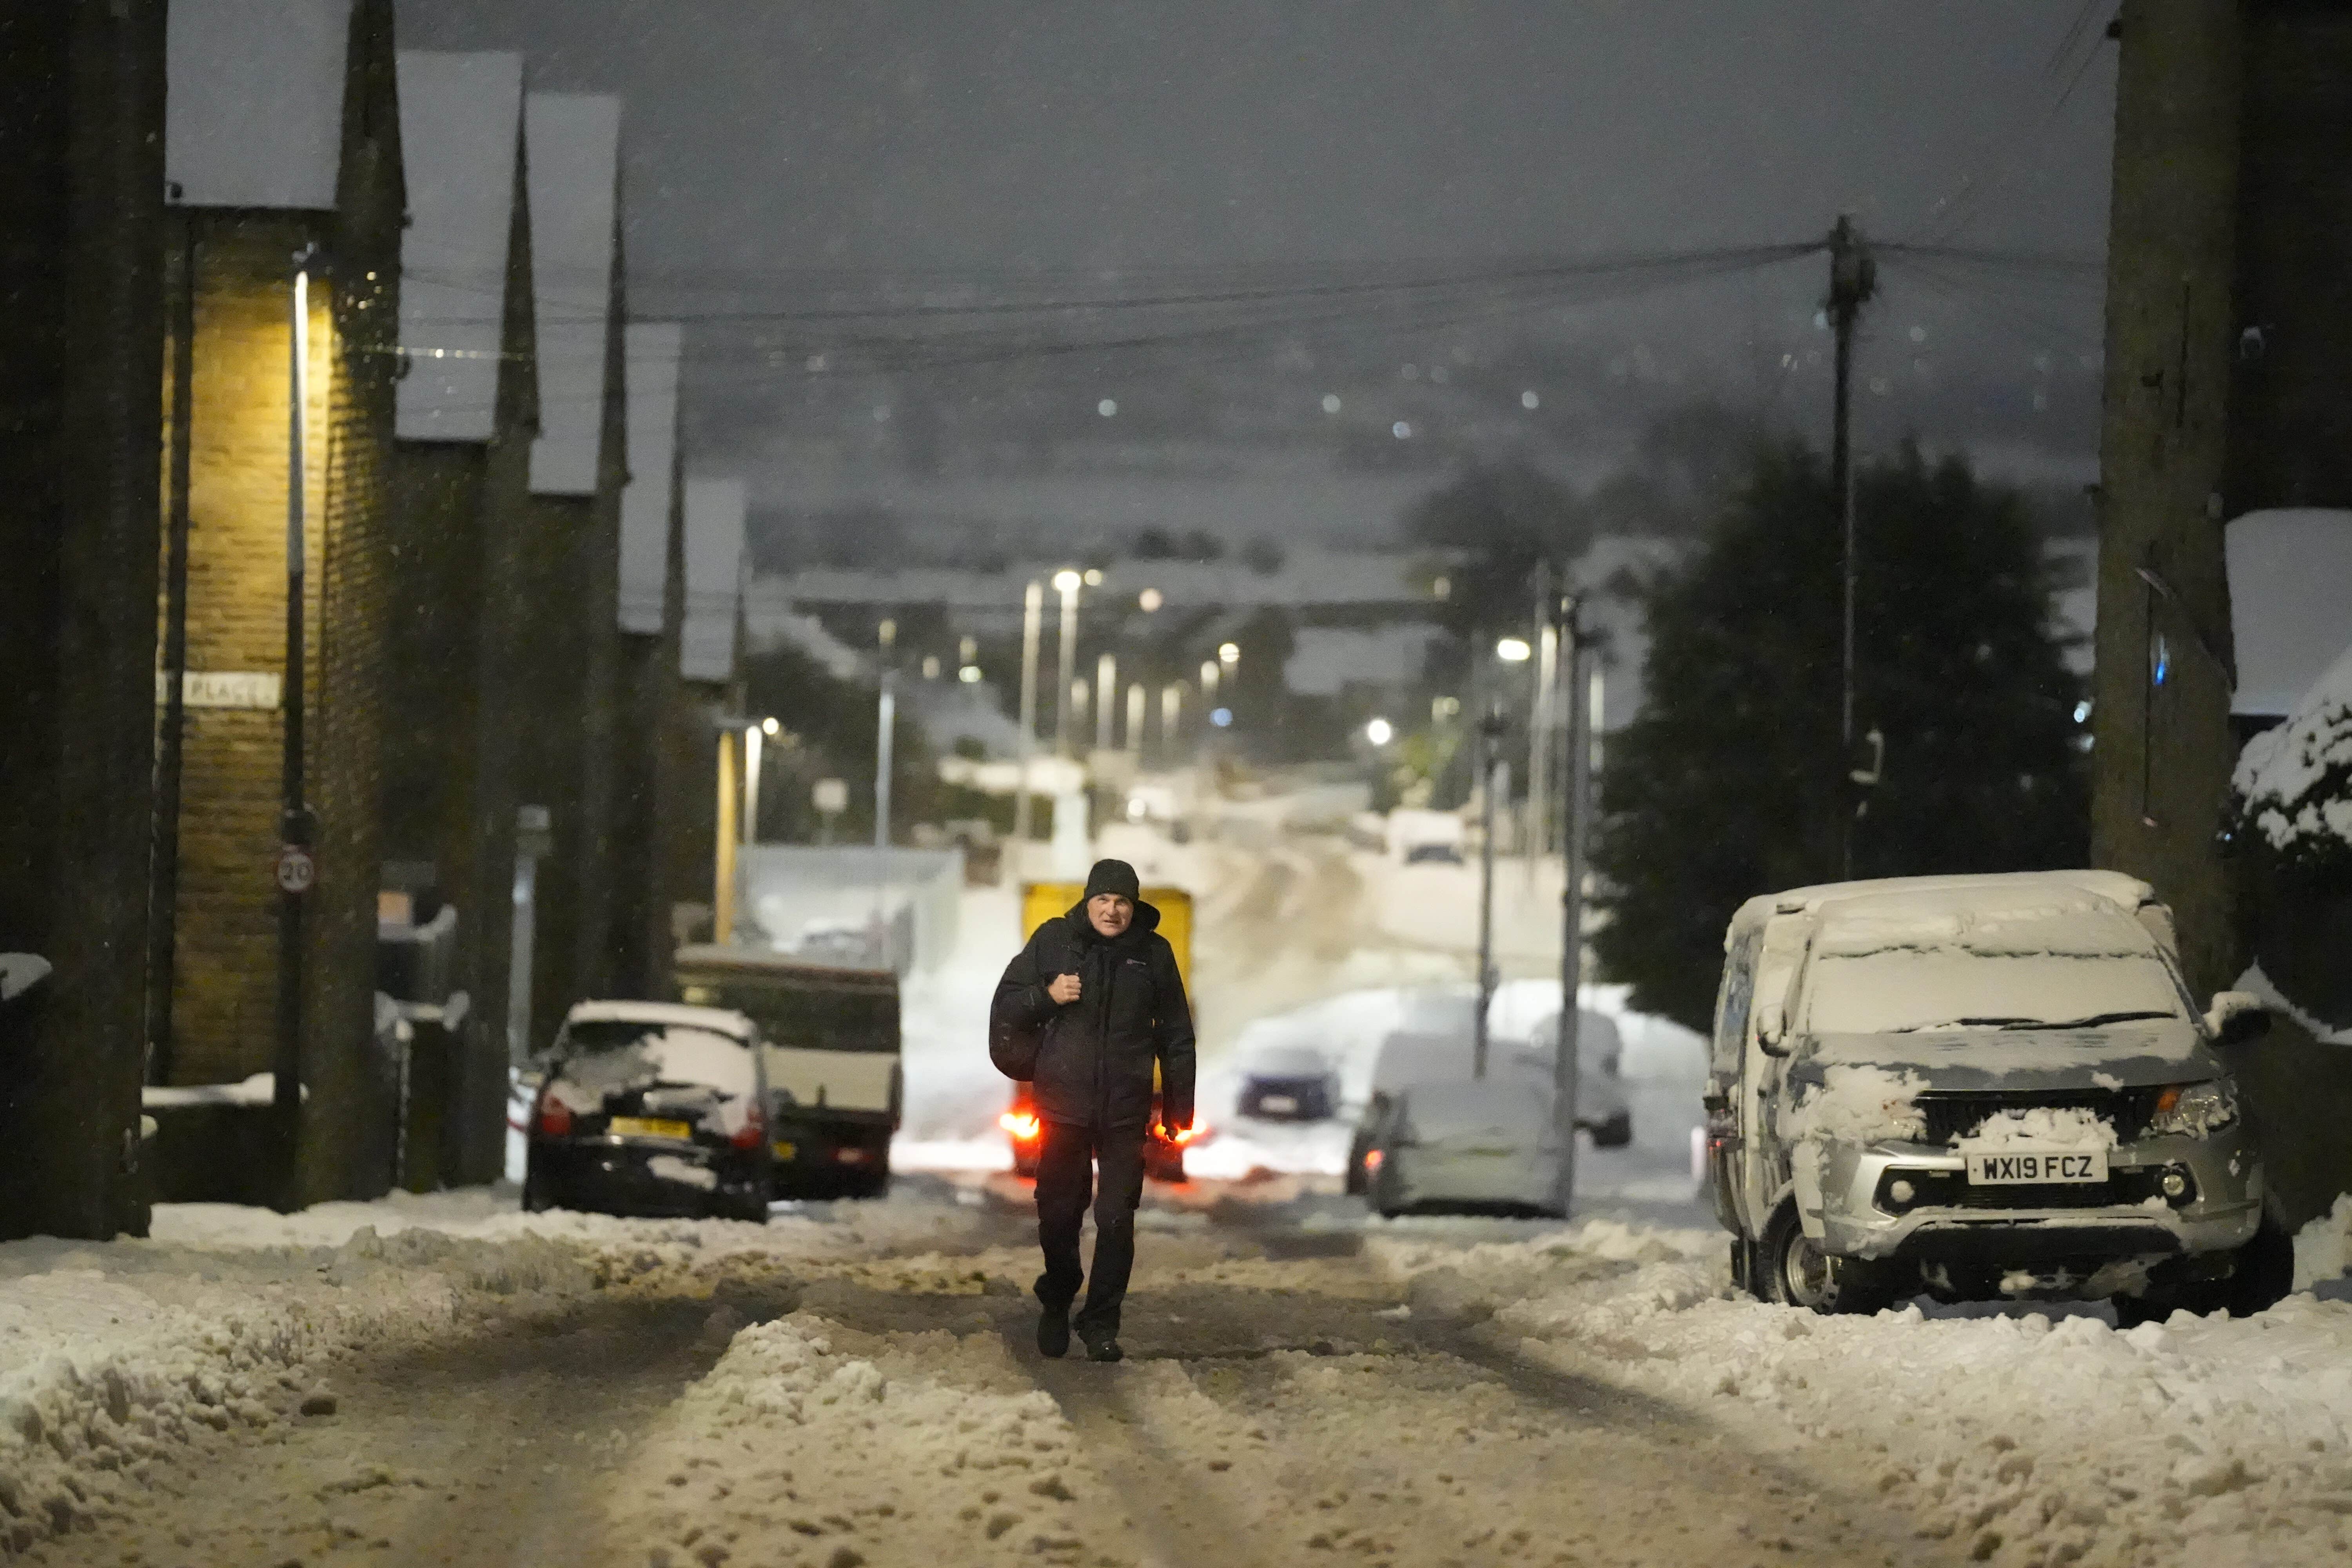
{"left": 10, "top": 1181, "right": 2351, "bottom": 1567}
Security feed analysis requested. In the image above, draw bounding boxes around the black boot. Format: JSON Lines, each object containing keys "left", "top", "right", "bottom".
{"left": 1078, "top": 1326, "right": 1123, "bottom": 1363}
{"left": 1036, "top": 1301, "right": 1071, "bottom": 1359}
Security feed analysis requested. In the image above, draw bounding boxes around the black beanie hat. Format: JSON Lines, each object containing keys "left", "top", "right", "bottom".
{"left": 1082, "top": 858, "right": 1141, "bottom": 904}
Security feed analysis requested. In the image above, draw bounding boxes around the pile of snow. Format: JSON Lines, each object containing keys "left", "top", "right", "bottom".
{"left": 1956, "top": 1105, "right": 2119, "bottom": 1151}
{"left": 0, "top": 1224, "right": 598, "bottom": 1552}
{"left": 1370, "top": 1220, "right": 2352, "bottom": 1568}
{"left": 2237, "top": 641, "right": 2352, "bottom": 867}
{"left": 2297, "top": 1194, "right": 2352, "bottom": 1292}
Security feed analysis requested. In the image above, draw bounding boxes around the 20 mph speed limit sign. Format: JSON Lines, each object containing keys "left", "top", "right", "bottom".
{"left": 275, "top": 845, "right": 316, "bottom": 895}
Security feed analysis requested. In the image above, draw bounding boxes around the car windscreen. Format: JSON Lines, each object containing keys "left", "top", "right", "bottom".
{"left": 1800, "top": 950, "right": 2187, "bottom": 1035}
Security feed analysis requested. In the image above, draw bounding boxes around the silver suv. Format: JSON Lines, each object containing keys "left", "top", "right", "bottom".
{"left": 1704, "top": 872, "right": 2292, "bottom": 1321}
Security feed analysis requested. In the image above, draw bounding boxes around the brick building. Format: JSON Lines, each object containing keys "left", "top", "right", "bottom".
{"left": 613, "top": 322, "right": 684, "bottom": 997}
{"left": 151, "top": 0, "right": 406, "bottom": 1204}
{"left": 517, "top": 92, "right": 628, "bottom": 1051}
{"left": 0, "top": 1, "right": 168, "bottom": 1241}
{"left": 382, "top": 49, "right": 537, "bottom": 1183}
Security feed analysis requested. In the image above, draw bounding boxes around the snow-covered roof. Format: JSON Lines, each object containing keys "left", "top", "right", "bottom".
{"left": 562, "top": 999, "right": 755, "bottom": 1040}
{"left": 1809, "top": 886, "right": 2160, "bottom": 960}
{"left": 394, "top": 51, "right": 523, "bottom": 443}
{"left": 619, "top": 324, "right": 684, "bottom": 633}
{"left": 525, "top": 93, "right": 622, "bottom": 497}
{"left": 683, "top": 478, "right": 748, "bottom": 682}
{"left": 2227, "top": 509, "right": 2352, "bottom": 717}
{"left": 166, "top": 0, "right": 351, "bottom": 211}
{"left": 2235, "top": 641, "right": 2352, "bottom": 861}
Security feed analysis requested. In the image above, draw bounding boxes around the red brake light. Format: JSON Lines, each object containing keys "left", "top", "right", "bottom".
{"left": 731, "top": 1100, "right": 766, "bottom": 1151}
{"left": 1363, "top": 1148, "right": 1384, "bottom": 1174}
{"left": 1171, "top": 1122, "right": 1203, "bottom": 1145}
{"left": 535, "top": 1094, "right": 573, "bottom": 1137}
{"left": 999, "top": 1111, "right": 1041, "bottom": 1141}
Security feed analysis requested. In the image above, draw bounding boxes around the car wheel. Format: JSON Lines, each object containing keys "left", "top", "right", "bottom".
{"left": 1761, "top": 1201, "right": 1894, "bottom": 1315}
{"left": 521, "top": 1165, "right": 556, "bottom": 1213}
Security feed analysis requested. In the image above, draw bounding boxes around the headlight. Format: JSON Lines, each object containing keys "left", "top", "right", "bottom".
{"left": 2149, "top": 1079, "right": 2238, "bottom": 1137}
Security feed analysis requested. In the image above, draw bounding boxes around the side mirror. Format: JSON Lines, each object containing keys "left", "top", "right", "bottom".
{"left": 2204, "top": 990, "right": 2272, "bottom": 1047}
{"left": 1757, "top": 1004, "right": 1791, "bottom": 1057}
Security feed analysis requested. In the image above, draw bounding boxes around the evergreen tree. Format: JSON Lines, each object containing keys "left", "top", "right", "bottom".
{"left": 1590, "top": 439, "right": 2088, "bottom": 1030}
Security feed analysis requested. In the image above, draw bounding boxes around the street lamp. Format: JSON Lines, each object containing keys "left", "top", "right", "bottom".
{"left": 1365, "top": 717, "right": 1394, "bottom": 747}
{"left": 1496, "top": 636, "right": 1532, "bottom": 664}
{"left": 1218, "top": 641, "right": 1240, "bottom": 668}
{"left": 1096, "top": 651, "right": 1118, "bottom": 752}
{"left": 1053, "top": 570, "right": 1082, "bottom": 757}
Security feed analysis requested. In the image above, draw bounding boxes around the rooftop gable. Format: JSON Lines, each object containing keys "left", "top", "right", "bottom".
{"left": 167, "top": 0, "right": 352, "bottom": 210}
{"left": 619, "top": 324, "right": 684, "bottom": 633}
{"left": 524, "top": 92, "right": 622, "bottom": 496}
{"left": 394, "top": 50, "right": 523, "bottom": 443}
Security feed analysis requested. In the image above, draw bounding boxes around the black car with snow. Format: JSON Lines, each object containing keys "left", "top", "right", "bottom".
{"left": 1706, "top": 872, "right": 2289, "bottom": 1321}
{"left": 523, "top": 1001, "right": 773, "bottom": 1221}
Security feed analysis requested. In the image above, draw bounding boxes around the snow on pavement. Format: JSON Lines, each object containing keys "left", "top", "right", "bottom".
{"left": 1372, "top": 1218, "right": 2352, "bottom": 1568}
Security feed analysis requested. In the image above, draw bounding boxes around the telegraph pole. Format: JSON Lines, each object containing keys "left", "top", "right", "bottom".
{"left": 1827, "top": 214, "right": 1877, "bottom": 879}
{"left": 1554, "top": 591, "right": 1590, "bottom": 1213}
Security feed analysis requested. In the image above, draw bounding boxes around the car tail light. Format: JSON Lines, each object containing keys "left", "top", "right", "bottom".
{"left": 1171, "top": 1122, "right": 1203, "bottom": 1144}
{"left": 835, "top": 1147, "right": 868, "bottom": 1164}
{"left": 731, "top": 1104, "right": 766, "bottom": 1151}
{"left": 535, "top": 1094, "right": 573, "bottom": 1137}
{"left": 1363, "top": 1148, "right": 1384, "bottom": 1174}
{"left": 1000, "top": 1111, "right": 1041, "bottom": 1141}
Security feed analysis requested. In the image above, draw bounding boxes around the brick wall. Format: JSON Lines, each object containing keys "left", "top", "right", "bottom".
{"left": 0, "top": 1, "right": 167, "bottom": 1241}
{"left": 156, "top": 0, "right": 406, "bottom": 1203}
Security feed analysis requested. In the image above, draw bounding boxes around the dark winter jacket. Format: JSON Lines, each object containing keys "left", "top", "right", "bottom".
{"left": 991, "top": 899, "right": 1195, "bottom": 1132}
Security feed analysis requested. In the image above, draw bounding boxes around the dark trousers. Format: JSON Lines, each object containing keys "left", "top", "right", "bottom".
{"left": 1034, "top": 1117, "right": 1146, "bottom": 1338}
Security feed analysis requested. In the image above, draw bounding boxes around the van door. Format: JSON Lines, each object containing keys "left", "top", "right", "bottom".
{"left": 1705, "top": 929, "right": 1759, "bottom": 1232}
{"left": 1739, "top": 921, "right": 1808, "bottom": 1234}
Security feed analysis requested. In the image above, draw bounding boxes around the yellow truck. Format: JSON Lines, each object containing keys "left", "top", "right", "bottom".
{"left": 1004, "top": 881, "right": 1196, "bottom": 1181}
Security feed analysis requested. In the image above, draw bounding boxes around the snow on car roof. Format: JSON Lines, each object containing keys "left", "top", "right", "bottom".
{"left": 2235, "top": 641, "right": 2352, "bottom": 859}
{"left": 618, "top": 324, "right": 684, "bottom": 634}
{"left": 2227, "top": 509, "right": 2352, "bottom": 719}
{"left": 525, "top": 93, "right": 621, "bottom": 497}
{"left": 394, "top": 51, "right": 524, "bottom": 445}
{"left": 1811, "top": 887, "right": 2161, "bottom": 960}
{"left": 563, "top": 1000, "right": 755, "bottom": 1040}
{"left": 682, "top": 478, "right": 747, "bottom": 681}
{"left": 1728, "top": 870, "right": 2160, "bottom": 946}
{"left": 166, "top": 0, "right": 350, "bottom": 212}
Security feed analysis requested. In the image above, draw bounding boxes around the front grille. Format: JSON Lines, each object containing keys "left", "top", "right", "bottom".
{"left": 1914, "top": 1088, "right": 2162, "bottom": 1145}
{"left": 1877, "top": 1165, "right": 2190, "bottom": 1212}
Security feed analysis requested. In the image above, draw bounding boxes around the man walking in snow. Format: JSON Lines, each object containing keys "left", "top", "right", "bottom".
{"left": 990, "top": 858, "right": 1195, "bottom": 1363}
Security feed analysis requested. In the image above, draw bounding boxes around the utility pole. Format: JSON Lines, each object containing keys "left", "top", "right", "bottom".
{"left": 1095, "top": 652, "right": 1118, "bottom": 753}
{"left": 1472, "top": 699, "right": 1508, "bottom": 1080}
{"left": 1014, "top": 580, "right": 1042, "bottom": 850}
{"left": 1555, "top": 592, "right": 1592, "bottom": 1214}
{"left": 1827, "top": 213, "right": 1877, "bottom": 879}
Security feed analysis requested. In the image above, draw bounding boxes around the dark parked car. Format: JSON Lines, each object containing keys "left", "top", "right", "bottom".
{"left": 1236, "top": 1044, "right": 1340, "bottom": 1122}
{"left": 523, "top": 1001, "right": 772, "bottom": 1222}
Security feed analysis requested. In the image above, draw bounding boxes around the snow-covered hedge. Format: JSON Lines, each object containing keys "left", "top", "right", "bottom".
{"left": 2236, "top": 643, "right": 2352, "bottom": 875}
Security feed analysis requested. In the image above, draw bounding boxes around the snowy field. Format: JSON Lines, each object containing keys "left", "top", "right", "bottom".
{"left": 5, "top": 1180, "right": 2351, "bottom": 1564}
